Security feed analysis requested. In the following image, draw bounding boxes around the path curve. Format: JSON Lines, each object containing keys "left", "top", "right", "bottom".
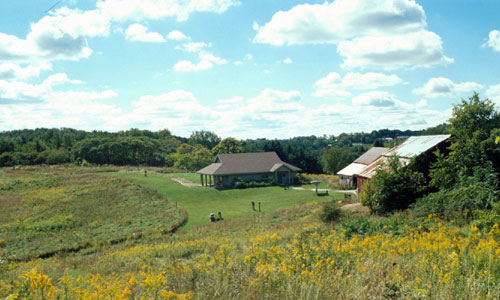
{"left": 169, "top": 177, "right": 201, "bottom": 187}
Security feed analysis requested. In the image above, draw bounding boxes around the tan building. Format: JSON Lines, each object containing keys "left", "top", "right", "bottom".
{"left": 337, "top": 147, "right": 389, "bottom": 186}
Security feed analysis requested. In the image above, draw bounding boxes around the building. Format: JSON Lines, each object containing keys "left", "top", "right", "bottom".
{"left": 197, "top": 152, "right": 301, "bottom": 188}
{"left": 355, "top": 135, "right": 451, "bottom": 194}
{"left": 337, "top": 147, "right": 389, "bottom": 186}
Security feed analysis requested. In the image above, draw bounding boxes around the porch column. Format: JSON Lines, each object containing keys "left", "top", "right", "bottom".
{"left": 209, "top": 175, "right": 212, "bottom": 186}
{"left": 200, "top": 174, "right": 204, "bottom": 186}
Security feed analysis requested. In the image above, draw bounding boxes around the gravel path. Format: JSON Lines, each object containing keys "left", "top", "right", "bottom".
{"left": 169, "top": 177, "right": 201, "bottom": 187}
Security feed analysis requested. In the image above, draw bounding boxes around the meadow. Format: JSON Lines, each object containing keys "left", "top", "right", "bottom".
{"left": 1, "top": 166, "right": 500, "bottom": 299}
{"left": 0, "top": 167, "right": 186, "bottom": 261}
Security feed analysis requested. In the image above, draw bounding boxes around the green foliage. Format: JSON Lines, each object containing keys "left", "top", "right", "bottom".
{"left": 359, "top": 156, "right": 426, "bottom": 215}
{"left": 338, "top": 215, "right": 407, "bottom": 238}
{"left": 413, "top": 165, "right": 499, "bottom": 221}
{"left": 319, "top": 201, "right": 341, "bottom": 223}
{"left": 322, "top": 146, "right": 365, "bottom": 174}
{"left": 212, "top": 137, "right": 243, "bottom": 154}
{"left": 473, "top": 202, "right": 500, "bottom": 232}
{"left": 188, "top": 130, "right": 221, "bottom": 149}
{"left": 430, "top": 93, "right": 500, "bottom": 189}
{"left": 172, "top": 144, "right": 213, "bottom": 171}
{"left": 234, "top": 178, "right": 274, "bottom": 189}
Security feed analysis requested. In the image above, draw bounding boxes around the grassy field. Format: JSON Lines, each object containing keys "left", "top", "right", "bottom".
{"left": 115, "top": 171, "right": 342, "bottom": 228}
{"left": 2, "top": 167, "right": 498, "bottom": 299}
{"left": 0, "top": 166, "right": 185, "bottom": 260}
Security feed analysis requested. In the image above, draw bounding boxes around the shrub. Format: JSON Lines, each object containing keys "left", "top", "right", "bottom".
{"left": 413, "top": 166, "right": 499, "bottom": 221}
{"left": 359, "top": 156, "right": 426, "bottom": 215}
{"left": 319, "top": 201, "right": 341, "bottom": 223}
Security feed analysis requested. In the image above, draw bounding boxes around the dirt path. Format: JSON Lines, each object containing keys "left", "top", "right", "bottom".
{"left": 169, "top": 177, "right": 201, "bottom": 187}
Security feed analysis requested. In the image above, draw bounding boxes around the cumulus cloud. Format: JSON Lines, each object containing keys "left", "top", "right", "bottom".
{"left": 485, "top": 30, "right": 500, "bottom": 52}
{"left": 0, "top": 0, "right": 237, "bottom": 64}
{"left": 413, "top": 77, "right": 483, "bottom": 98}
{"left": 43, "top": 73, "right": 83, "bottom": 86}
{"left": 254, "top": 0, "right": 452, "bottom": 70}
{"left": 125, "top": 24, "right": 165, "bottom": 42}
{"left": 313, "top": 72, "right": 402, "bottom": 98}
{"left": 167, "top": 30, "right": 189, "bottom": 40}
{"left": 283, "top": 58, "right": 293, "bottom": 64}
{"left": 0, "top": 63, "right": 52, "bottom": 80}
{"left": 338, "top": 31, "right": 453, "bottom": 70}
{"left": 0, "top": 8, "right": 109, "bottom": 63}
{"left": 352, "top": 91, "right": 399, "bottom": 107}
{"left": 254, "top": 0, "right": 426, "bottom": 45}
{"left": 174, "top": 40, "right": 226, "bottom": 72}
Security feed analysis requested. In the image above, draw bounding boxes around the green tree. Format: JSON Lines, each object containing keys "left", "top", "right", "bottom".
{"left": 360, "top": 156, "right": 426, "bottom": 214}
{"left": 430, "top": 93, "right": 500, "bottom": 189}
{"left": 189, "top": 130, "right": 221, "bottom": 150}
{"left": 212, "top": 137, "right": 243, "bottom": 154}
{"left": 322, "top": 147, "right": 362, "bottom": 174}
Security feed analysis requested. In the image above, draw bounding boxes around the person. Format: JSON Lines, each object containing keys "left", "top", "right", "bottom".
{"left": 209, "top": 213, "right": 215, "bottom": 222}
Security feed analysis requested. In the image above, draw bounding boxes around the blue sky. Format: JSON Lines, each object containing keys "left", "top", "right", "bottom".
{"left": 0, "top": 0, "right": 499, "bottom": 139}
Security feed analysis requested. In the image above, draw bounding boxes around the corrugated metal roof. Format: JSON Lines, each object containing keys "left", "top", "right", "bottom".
{"left": 197, "top": 152, "right": 301, "bottom": 175}
{"left": 384, "top": 135, "right": 451, "bottom": 158}
{"left": 353, "top": 147, "right": 389, "bottom": 165}
{"left": 356, "top": 135, "right": 450, "bottom": 179}
{"left": 337, "top": 163, "right": 367, "bottom": 177}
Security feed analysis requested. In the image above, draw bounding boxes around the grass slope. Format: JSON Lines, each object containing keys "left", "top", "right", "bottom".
{"left": 0, "top": 166, "right": 185, "bottom": 260}
{"left": 116, "top": 171, "right": 341, "bottom": 228}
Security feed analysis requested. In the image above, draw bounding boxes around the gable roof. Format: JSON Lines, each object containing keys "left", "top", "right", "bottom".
{"left": 337, "top": 163, "right": 368, "bottom": 177}
{"left": 197, "top": 152, "right": 301, "bottom": 175}
{"left": 353, "top": 147, "right": 390, "bottom": 165}
{"left": 356, "top": 135, "right": 451, "bottom": 179}
{"left": 337, "top": 147, "right": 389, "bottom": 177}
{"left": 383, "top": 135, "right": 450, "bottom": 158}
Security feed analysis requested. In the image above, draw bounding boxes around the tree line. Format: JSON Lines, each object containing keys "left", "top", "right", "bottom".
{"left": 0, "top": 123, "right": 447, "bottom": 173}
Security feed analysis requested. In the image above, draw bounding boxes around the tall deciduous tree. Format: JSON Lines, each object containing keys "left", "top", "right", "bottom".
{"left": 189, "top": 130, "right": 221, "bottom": 150}
{"left": 212, "top": 138, "right": 243, "bottom": 154}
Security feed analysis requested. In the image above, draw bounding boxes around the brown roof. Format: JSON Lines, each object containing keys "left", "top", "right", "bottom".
{"left": 197, "top": 152, "right": 301, "bottom": 175}
{"left": 353, "top": 147, "right": 389, "bottom": 165}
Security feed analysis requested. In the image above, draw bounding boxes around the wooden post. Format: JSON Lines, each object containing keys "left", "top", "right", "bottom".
{"left": 200, "top": 174, "right": 204, "bottom": 186}
{"left": 258, "top": 202, "right": 261, "bottom": 212}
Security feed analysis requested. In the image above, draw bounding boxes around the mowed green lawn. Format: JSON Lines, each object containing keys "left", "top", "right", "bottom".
{"left": 116, "top": 171, "right": 342, "bottom": 228}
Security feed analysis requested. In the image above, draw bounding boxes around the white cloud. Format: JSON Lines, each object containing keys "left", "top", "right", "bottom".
{"left": 174, "top": 42, "right": 226, "bottom": 72}
{"left": 0, "top": 63, "right": 52, "bottom": 80}
{"left": 43, "top": 73, "right": 83, "bottom": 86}
{"left": 167, "top": 30, "right": 188, "bottom": 40}
{"left": 352, "top": 91, "right": 399, "bottom": 107}
{"left": 313, "top": 72, "right": 402, "bottom": 98}
{"left": 485, "top": 30, "right": 500, "bottom": 52}
{"left": 338, "top": 31, "right": 453, "bottom": 70}
{"left": 174, "top": 60, "right": 214, "bottom": 72}
{"left": 180, "top": 41, "right": 211, "bottom": 52}
{"left": 486, "top": 84, "right": 500, "bottom": 106}
{"left": 0, "top": 8, "right": 110, "bottom": 63}
{"left": 254, "top": 0, "right": 426, "bottom": 46}
{"left": 413, "top": 77, "right": 483, "bottom": 98}
{"left": 283, "top": 58, "right": 293, "bottom": 64}
{"left": 125, "top": 24, "right": 165, "bottom": 42}
{"left": 254, "top": 0, "right": 452, "bottom": 70}
{"left": 97, "top": 0, "right": 240, "bottom": 22}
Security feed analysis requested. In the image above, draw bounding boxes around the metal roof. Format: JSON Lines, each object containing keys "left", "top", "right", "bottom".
{"left": 383, "top": 135, "right": 451, "bottom": 158}
{"left": 197, "top": 152, "right": 301, "bottom": 175}
{"left": 337, "top": 163, "right": 368, "bottom": 177}
{"left": 356, "top": 135, "right": 451, "bottom": 179}
{"left": 353, "top": 147, "right": 390, "bottom": 165}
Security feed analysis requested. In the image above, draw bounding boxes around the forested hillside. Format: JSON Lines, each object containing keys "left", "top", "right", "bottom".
{"left": 0, "top": 125, "right": 448, "bottom": 173}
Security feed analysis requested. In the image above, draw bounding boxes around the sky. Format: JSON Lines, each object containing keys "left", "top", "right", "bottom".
{"left": 0, "top": 0, "right": 499, "bottom": 139}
